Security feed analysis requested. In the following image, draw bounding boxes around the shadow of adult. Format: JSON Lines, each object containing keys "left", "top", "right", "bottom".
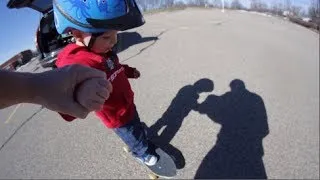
{"left": 194, "top": 79, "right": 269, "bottom": 179}
{"left": 147, "top": 79, "right": 214, "bottom": 169}
{"left": 114, "top": 32, "right": 158, "bottom": 53}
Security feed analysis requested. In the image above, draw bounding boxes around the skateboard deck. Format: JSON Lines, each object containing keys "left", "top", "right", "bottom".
{"left": 123, "top": 144, "right": 177, "bottom": 179}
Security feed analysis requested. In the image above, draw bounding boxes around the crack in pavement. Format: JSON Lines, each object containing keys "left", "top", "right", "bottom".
{"left": 121, "top": 29, "right": 169, "bottom": 63}
{"left": 0, "top": 106, "right": 44, "bottom": 153}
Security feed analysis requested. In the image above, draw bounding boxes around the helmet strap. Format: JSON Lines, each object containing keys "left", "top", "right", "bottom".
{"left": 87, "top": 36, "right": 96, "bottom": 50}
{"left": 86, "top": 33, "right": 103, "bottom": 50}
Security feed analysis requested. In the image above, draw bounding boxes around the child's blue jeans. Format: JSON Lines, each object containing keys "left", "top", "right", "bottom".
{"left": 113, "top": 110, "right": 148, "bottom": 158}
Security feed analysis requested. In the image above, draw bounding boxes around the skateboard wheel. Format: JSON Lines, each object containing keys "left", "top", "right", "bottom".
{"left": 148, "top": 174, "right": 158, "bottom": 179}
{"left": 123, "top": 146, "right": 130, "bottom": 153}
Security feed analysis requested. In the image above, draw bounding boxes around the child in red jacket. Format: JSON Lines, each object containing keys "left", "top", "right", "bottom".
{"left": 53, "top": 0, "right": 157, "bottom": 166}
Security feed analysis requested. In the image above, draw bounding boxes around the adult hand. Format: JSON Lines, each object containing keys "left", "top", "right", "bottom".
{"left": 34, "top": 65, "right": 112, "bottom": 118}
{"left": 76, "top": 77, "right": 113, "bottom": 112}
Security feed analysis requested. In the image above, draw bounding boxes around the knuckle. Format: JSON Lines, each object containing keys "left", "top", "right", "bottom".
{"left": 105, "top": 93, "right": 110, "bottom": 100}
{"left": 102, "top": 89, "right": 109, "bottom": 97}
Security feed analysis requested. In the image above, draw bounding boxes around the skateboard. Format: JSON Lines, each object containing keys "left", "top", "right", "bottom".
{"left": 123, "top": 143, "right": 177, "bottom": 179}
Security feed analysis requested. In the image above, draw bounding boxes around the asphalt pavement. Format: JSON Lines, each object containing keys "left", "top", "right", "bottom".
{"left": 0, "top": 8, "right": 319, "bottom": 179}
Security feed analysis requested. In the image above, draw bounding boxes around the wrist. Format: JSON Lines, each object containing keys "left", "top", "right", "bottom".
{"left": 26, "top": 72, "right": 47, "bottom": 106}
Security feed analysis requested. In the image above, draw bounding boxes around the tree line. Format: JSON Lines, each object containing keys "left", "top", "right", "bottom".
{"left": 136, "top": 0, "right": 319, "bottom": 21}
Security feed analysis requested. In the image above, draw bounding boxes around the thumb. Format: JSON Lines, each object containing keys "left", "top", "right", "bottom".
{"left": 72, "top": 65, "right": 106, "bottom": 83}
{"left": 106, "top": 80, "right": 113, "bottom": 93}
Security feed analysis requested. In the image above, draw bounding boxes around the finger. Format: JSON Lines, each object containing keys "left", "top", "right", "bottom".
{"left": 105, "top": 81, "right": 113, "bottom": 93}
{"left": 86, "top": 101, "right": 104, "bottom": 111}
{"left": 96, "top": 79, "right": 111, "bottom": 99}
{"left": 96, "top": 88, "right": 110, "bottom": 100}
{"left": 97, "top": 78, "right": 113, "bottom": 93}
{"left": 72, "top": 65, "right": 106, "bottom": 83}
{"left": 98, "top": 78, "right": 108, "bottom": 87}
{"left": 91, "top": 93, "right": 107, "bottom": 104}
{"left": 135, "top": 71, "right": 140, "bottom": 78}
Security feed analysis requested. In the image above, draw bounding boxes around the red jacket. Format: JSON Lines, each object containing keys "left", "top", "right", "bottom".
{"left": 56, "top": 44, "right": 136, "bottom": 128}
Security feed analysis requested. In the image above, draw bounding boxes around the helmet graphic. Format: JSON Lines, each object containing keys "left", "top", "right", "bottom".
{"left": 53, "top": 0, "right": 145, "bottom": 34}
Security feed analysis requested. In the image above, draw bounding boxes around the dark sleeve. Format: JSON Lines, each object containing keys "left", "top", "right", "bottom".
{"left": 122, "top": 64, "right": 136, "bottom": 78}
{"left": 59, "top": 113, "right": 77, "bottom": 122}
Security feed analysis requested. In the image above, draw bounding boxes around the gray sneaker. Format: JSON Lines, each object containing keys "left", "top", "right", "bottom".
{"left": 136, "top": 153, "right": 158, "bottom": 166}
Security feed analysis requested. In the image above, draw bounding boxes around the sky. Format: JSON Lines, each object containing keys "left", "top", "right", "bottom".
{"left": 0, "top": 0, "right": 312, "bottom": 64}
{"left": 0, "top": 0, "right": 40, "bottom": 64}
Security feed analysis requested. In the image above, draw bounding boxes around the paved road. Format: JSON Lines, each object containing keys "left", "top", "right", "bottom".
{"left": 0, "top": 8, "right": 319, "bottom": 179}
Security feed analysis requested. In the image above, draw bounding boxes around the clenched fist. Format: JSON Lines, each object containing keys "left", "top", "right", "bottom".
{"left": 34, "top": 65, "right": 112, "bottom": 118}
{"left": 76, "top": 77, "right": 113, "bottom": 111}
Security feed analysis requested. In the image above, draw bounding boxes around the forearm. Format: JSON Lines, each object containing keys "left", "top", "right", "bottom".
{"left": 0, "top": 70, "right": 43, "bottom": 109}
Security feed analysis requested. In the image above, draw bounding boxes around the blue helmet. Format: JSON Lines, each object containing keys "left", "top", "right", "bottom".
{"left": 53, "top": 0, "right": 145, "bottom": 34}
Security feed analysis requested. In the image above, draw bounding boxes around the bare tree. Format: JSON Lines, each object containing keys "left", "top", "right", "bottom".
{"left": 212, "top": 0, "right": 221, "bottom": 8}
{"left": 224, "top": 1, "right": 230, "bottom": 9}
{"left": 300, "top": 9, "right": 308, "bottom": 18}
{"left": 155, "top": 0, "right": 174, "bottom": 8}
{"left": 291, "top": 5, "right": 302, "bottom": 17}
{"left": 201, "top": 0, "right": 209, "bottom": 6}
{"left": 193, "top": 0, "right": 208, "bottom": 6}
{"left": 309, "top": 0, "right": 320, "bottom": 20}
{"left": 136, "top": 0, "right": 148, "bottom": 11}
{"left": 250, "top": 0, "right": 268, "bottom": 12}
{"left": 284, "top": 0, "right": 292, "bottom": 11}
{"left": 259, "top": 2, "right": 268, "bottom": 12}
{"left": 149, "top": 0, "right": 161, "bottom": 8}
{"left": 175, "top": 1, "right": 186, "bottom": 8}
{"left": 250, "top": 0, "right": 261, "bottom": 11}
{"left": 271, "top": 2, "right": 284, "bottom": 16}
{"left": 231, "top": 0, "right": 243, "bottom": 10}
{"left": 166, "top": 0, "right": 175, "bottom": 7}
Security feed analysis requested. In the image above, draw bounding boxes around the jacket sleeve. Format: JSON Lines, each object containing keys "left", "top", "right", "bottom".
{"left": 59, "top": 113, "right": 77, "bottom": 122}
{"left": 122, "top": 64, "right": 136, "bottom": 78}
